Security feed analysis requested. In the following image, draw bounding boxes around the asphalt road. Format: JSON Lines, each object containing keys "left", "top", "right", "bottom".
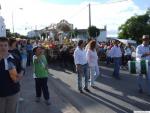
{"left": 48, "top": 64, "right": 150, "bottom": 113}
{"left": 18, "top": 64, "right": 150, "bottom": 113}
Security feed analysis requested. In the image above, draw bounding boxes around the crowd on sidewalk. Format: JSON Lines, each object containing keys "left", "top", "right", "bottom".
{"left": 0, "top": 35, "right": 150, "bottom": 113}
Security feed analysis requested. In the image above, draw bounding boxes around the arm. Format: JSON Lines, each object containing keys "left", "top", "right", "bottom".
{"left": 136, "top": 46, "right": 150, "bottom": 59}
{"left": 73, "top": 50, "right": 82, "bottom": 72}
{"left": 42, "top": 55, "right": 48, "bottom": 70}
{"left": 86, "top": 50, "right": 92, "bottom": 65}
{"left": 109, "top": 47, "right": 114, "bottom": 58}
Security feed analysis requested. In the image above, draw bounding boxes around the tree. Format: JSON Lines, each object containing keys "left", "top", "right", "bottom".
{"left": 88, "top": 26, "right": 100, "bottom": 39}
{"left": 118, "top": 8, "right": 150, "bottom": 43}
{"left": 6, "top": 29, "right": 12, "bottom": 38}
{"left": 68, "top": 28, "right": 78, "bottom": 38}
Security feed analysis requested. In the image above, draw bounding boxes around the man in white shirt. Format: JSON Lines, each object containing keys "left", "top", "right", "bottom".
{"left": 136, "top": 35, "right": 150, "bottom": 95}
{"left": 110, "top": 40, "right": 122, "bottom": 79}
{"left": 74, "top": 40, "right": 90, "bottom": 93}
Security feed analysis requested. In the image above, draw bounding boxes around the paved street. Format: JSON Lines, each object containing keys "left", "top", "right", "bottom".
{"left": 18, "top": 64, "right": 150, "bottom": 113}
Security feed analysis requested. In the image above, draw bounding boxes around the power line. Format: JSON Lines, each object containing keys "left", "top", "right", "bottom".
{"left": 67, "top": 0, "right": 129, "bottom": 20}
{"left": 91, "top": 0, "right": 129, "bottom": 6}
{"left": 68, "top": 5, "right": 88, "bottom": 20}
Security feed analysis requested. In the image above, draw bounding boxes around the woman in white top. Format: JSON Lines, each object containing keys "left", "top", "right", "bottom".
{"left": 86, "top": 40, "right": 100, "bottom": 87}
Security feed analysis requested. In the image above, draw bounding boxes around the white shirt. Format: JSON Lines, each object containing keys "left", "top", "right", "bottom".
{"left": 110, "top": 45, "right": 122, "bottom": 58}
{"left": 86, "top": 49, "right": 98, "bottom": 67}
{"left": 124, "top": 47, "right": 132, "bottom": 56}
{"left": 136, "top": 44, "right": 150, "bottom": 61}
{"left": 106, "top": 49, "right": 111, "bottom": 57}
{"left": 73, "top": 47, "right": 87, "bottom": 65}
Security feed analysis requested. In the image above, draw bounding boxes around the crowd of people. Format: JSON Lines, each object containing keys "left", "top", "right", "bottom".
{"left": 0, "top": 35, "right": 150, "bottom": 113}
{"left": 73, "top": 35, "right": 150, "bottom": 95}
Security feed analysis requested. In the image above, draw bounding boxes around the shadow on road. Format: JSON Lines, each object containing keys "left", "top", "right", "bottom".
{"left": 49, "top": 73, "right": 139, "bottom": 113}
{"left": 95, "top": 67, "right": 150, "bottom": 110}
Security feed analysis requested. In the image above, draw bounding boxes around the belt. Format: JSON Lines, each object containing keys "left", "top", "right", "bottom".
{"left": 79, "top": 63, "right": 88, "bottom": 66}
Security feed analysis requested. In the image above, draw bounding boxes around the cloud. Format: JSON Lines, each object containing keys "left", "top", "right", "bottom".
{"left": 0, "top": 0, "right": 146, "bottom": 36}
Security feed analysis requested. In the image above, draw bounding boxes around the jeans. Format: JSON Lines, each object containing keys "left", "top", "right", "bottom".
{"left": 35, "top": 78, "right": 50, "bottom": 100}
{"left": 113, "top": 57, "right": 121, "bottom": 78}
{"left": 106, "top": 57, "right": 111, "bottom": 64}
{"left": 77, "top": 64, "right": 89, "bottom": 90}
{"left": 89, "top": 65, "right": 100, "bottom": 86}
{"left": 0, "top": 93, "right": 19, "bottom": 113}
{"left": 137, "top": 66, "right": 150, "bottom": 94}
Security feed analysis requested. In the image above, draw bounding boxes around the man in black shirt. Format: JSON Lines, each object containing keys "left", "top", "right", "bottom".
{"left": 0, "top": 37, "right": 21, "bottom": 113}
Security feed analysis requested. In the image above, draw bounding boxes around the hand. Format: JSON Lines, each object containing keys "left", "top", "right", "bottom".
{"left": 76, "top": 65, "right": 80, "bottom": 71}
{"left": 143, "top": 52, "right": 150, "bottom": 57}
{"left": 76, "top": 65, "right": 83, "bottom": 73}
{"left": 17, "top": 73, "right": 23, "bottom": 80}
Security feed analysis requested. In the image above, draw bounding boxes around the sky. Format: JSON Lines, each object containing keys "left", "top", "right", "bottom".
{"left": 0, "top": 0, "right": 149, "bottom": 36}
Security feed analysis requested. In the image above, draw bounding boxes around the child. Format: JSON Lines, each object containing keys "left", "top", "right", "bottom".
{"left": 33, "top": 46, "right": 50, "bottom": 105}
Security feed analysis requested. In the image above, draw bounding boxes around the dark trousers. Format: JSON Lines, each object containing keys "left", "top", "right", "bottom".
{"left": 35, "top": 78, "right": 49, "bottom": 100}
{"left": 113, "top": 57, "right": 121, "bottom": 78}
{"left": 27, "top": 50, "right": 32, "bottom": 66}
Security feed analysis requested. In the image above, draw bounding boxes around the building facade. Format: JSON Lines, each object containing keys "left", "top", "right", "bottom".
{"left": 0, "top": 16, "right": 6, "bottom": 37}
{"left": 27, "top": 30, "right": 41, "bottom": 38}
{"left": 76, "top": 27, "right": 107, "bottom": 42}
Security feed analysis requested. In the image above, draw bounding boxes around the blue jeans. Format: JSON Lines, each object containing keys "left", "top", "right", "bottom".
{"left": 77, "top": 64, "right": 89, "bottom": 90}
{"left": 137, "top": 66, "right": 150, "bottom": 94}
{"left": 89, "top": 65, "right": 100, "bottom": 86}
{"left": 113, "top": 57, "right": 121, "bottom": 78}
{"left": 106, "top": 57, "right": 111, "bottom": 64}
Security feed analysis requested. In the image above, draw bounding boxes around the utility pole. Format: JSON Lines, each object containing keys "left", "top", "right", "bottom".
{"left": 12, "top": 11, "right": 14, "bottom": 33}
{"left": 89, "top": 3, "right": 91, "bottom": 27}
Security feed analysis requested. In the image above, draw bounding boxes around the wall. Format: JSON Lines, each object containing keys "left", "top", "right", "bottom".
{"left": 0, "top": 16, "right": 6, "bottom": 37}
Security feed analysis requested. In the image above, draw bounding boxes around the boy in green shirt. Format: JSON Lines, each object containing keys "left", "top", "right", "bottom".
{"left": 33, "top": 46, "right": 50, "bottom": 105}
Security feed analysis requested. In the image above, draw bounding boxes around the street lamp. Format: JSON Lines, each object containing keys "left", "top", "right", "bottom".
{"left": 12, "top": 8, "right": 23, "bottom": 33}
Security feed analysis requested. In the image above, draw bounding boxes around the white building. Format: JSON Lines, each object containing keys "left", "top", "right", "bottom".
{"left": 0, "top": 16, "right": 6, "bottom": 37}
{"left": 97, "top": 29, "right": 107, "bottom": 42}
{"left": 27, "top": 30, "right": 41, "bottom": 38}
{"left": 75, "top": 27, "right": 107, "bottom": 42}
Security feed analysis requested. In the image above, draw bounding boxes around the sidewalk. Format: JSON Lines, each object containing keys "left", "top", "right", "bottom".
{"left": 17, "top": 66, "right": 79, "bottom": 113}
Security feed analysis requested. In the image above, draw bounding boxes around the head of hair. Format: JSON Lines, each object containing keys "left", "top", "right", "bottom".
{"left": 27, "top": 40, "right": 30, "bottom": 44}
{"left": 0, "top": 37, "right": 8, "bottom": 42}
{"left": 33, "top": 46, "right": 39, "bottom": 54}
{"left": 142, "top": 35, "right": 149, "bottom": 40}
{"left": 8, "top": 38, "right": 17, "bottom": 47}
{"left": 78, "top": 40, "right": 84, "bottom": 47}
{"left": 89, "top": 40, "right": 96, "bottom": 51}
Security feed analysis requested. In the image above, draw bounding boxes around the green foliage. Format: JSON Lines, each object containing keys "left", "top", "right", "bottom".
{"left": 68, "top": 28, "right": 78, "bottom": 38}
{"left": 88, "top": 26, "right": 100, "bottom": 38}
{"left": 6, "top": 29, "right": 12, "bottom": 38}
{"left": 118, "top": 8, "right": 150, "bottom": 43}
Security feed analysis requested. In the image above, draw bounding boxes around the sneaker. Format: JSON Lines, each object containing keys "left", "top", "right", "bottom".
{"left": 35, "top": 97, "right": 40, "bottom": 102}
{"left": 79, "top": 89, "right": 84, "bottom": 93}
{"left": 91, "top": 85, "right": 96, "bottom": 89}
{"left": 138, "top": 89, "right": 143, "bottom": 94}
{"left": 45, "top": 100, "right": 51, "bottom": 105}
{"left": 84, "top": 88, "right": 90, "bottom": 92}
{"left": 19, "top": 97, "right": 24, "bottom": 102}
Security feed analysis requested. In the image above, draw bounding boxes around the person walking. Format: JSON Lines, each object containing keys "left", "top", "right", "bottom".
{"left": 74, "top": 40, "right": 90, "bottom": 93}
{"left": 86, "top": 40, "right": 100, "bottom": 88}
{"left": 0, "top": 37, "right": 21, "bottom": 113}
{"left": 33, "top": 46, "right": 50, "bottom": 105}
{"left": 110, "top": 40, "right": 122, "bottom": 80}
{"left": 136, "top": 35, "right": 150, "bottom": 95}
{"left": 26, "top": 40, "right": 33, "bottom": 66}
